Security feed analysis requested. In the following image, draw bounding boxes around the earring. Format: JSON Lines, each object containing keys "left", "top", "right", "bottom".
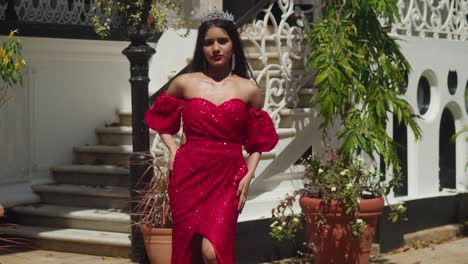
{"left": 231, "top": 54, "right": 236, "bottom": 71}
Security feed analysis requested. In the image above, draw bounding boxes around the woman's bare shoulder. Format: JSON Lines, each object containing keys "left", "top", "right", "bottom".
{"left": 230, "top": 75, "right": 261, "bottom": 107}
{"left": 168, "top": 73, "right": 204, "bottom": 96}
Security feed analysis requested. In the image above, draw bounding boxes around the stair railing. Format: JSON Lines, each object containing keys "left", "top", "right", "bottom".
{"left": 239, "top": 0, "right": 315, "bottom": 127}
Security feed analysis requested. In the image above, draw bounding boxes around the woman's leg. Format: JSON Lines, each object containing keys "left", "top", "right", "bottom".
{"left": 201, "top": 237, "right": 218, "bottom": 264}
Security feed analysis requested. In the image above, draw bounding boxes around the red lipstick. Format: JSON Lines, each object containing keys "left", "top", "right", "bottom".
{"left": 213, "top": 55, "right": 222, "bottom": 61}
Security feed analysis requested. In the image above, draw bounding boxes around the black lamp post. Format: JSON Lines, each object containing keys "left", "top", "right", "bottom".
{"left": 5, "top": 0, "right": 18, "bottom": 21}
{"left": 121, "top": 1, "right": 155, "bottom": 262}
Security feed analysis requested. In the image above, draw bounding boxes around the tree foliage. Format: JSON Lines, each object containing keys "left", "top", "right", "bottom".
{"left": 92, "top": 0, "right": 188, "bottom": 38}
{"left": 309, "top": 0, "right": 422, "bottom": 172}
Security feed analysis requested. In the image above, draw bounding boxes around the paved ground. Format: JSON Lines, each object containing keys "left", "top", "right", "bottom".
{"left": 0, "top": 237, "right": 467, "bottom": 263}
{"left": 0, "top": 250, "right": 133, "bottom": 264}
{"left": 369, "top": 237, "right": 468, "bottom": 264}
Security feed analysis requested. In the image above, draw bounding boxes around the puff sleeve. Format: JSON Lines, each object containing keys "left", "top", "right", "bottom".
{"left": 144, "top": 91, "right": 184, "bottom": 135}
{"left": 244, "top": 108, "right": 279, "bottom": 154}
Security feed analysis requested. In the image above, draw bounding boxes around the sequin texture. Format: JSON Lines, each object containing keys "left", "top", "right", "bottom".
{"left": 144, "top": 91, "right": 279, "bottom": 264}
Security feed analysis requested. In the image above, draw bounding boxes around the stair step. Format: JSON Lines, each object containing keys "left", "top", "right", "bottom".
{"left": 278, "top": 108, "right": 317, "bottom": 128}
{"left": 245, "top": 52, "right": 306, "bottom": 70}
{"left": 117, "top": 109, "right": 132, "bottom": 127}
{"left": 51, "top": 165, "right": 129, "bottom": 187}
{"left": 241, "top": 35, "right": 288, "bottom": 42}
{"left": 12, "top": 204, "right": 130, "bottom": 233}
{"left": 279, "top": 108, "right": 316, "bottom": 116}
{"left": 73, "top": 145, "right": 132, "bottom": 167}
{"left": 96, "top": 126, "right": 156, "bottom": 145}
{"left": 252, "top": 69, "right": 306, "bottom": 78}
{"left": 240, "top": 35, "right": 291, "bottom": 53}
{"left": 73, "top": 145, "right": 165, "bottom": 167}
{"left": 0, "top": 225, "right": 130, "bottom": 257}
{"left": 32, "top": 184, "right": 129, "bottom": 210}
{"left": 276, "top": 128, "right": 296, "bottom": 138}
{"left": 297, "top": 88, "right": 318, "bottom": 107}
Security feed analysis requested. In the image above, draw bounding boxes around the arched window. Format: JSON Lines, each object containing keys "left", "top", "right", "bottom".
{"left": 417, "top": 76, "right": 431, "bottom": 115}
{"left": 393, "top": 115, "right": 408, "bottom": 196}
{"left": 439, "top": 108, "right": 456, "bottom": 190}
{"left": 447, "top": 71, "right": 458, "bottom": 95}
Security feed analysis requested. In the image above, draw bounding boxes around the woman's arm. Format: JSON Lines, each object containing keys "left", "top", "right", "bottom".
{"left": 159, "top": 74, "right": 186, "bottom": 174}
{"left": 237, "top": 84, "right": 264, "bottom": 213}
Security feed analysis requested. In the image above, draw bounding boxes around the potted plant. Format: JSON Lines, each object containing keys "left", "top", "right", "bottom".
{"left": 133, "top": 153, "right": 172, "bottom": 264}
{"left": 270, "top": 0, "right": 422, "bottom": 263}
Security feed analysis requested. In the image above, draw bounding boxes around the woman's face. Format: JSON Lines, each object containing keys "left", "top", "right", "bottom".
{"left": 203, "top": 26, "right": 233, "bottom": 70}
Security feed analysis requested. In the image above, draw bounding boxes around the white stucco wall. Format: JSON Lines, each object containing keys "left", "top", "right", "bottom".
{"left": 390, "top": 36, "right": 468, "bottom": 202}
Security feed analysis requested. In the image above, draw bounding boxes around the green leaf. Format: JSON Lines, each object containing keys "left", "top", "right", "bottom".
{"left": 12, "top": 70, "right": 21, "bottom": 81}
{"left": 314, "top": 69, "right": 329, "bottom": 86}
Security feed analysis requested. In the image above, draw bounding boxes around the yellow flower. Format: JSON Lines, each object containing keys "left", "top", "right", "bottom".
{"left": 2, "top": 57, "right": 9, "bottom": 66}
{"left": 8, "top": 30, "right": 15, "bottom": 41}
{"left": 15, "top": 62, "right": 23, "bottom": 70}
{"left": 0, "top": 48, "right": 5, "bottom": 58}
{"left": 21, "top": 59, "right": 26, "bottom": 65}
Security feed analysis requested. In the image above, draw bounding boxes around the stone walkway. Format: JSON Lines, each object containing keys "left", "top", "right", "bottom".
{"left": 369, "top": 237, "right": 468, "bottom": 264}
{"left": 0, "top": 237, "right": 467, "bottom": 263}
{"left": 0, "top": 250, "right": 132, "bottom": 264}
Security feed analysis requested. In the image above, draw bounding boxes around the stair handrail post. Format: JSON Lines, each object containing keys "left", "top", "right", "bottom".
{"left": 121, "top": 1, "right": 156, "bottom": 261}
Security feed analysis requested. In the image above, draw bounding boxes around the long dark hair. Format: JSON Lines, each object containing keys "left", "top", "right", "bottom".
{"left": 192, "top": 19, "right": 254, "bottom": 80}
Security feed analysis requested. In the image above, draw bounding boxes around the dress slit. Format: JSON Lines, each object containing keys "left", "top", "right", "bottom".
{"left": 190, "top": 231, "right": 223, "bottom": 264}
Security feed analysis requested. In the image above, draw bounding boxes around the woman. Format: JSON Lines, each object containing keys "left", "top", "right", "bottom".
{"left": 144, "top": 9, "right": 279, "bottom": 264}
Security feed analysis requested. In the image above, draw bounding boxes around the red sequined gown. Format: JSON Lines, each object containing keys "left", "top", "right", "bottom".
{"left": 144, "top": 91, "right": 279, "bottom": 264}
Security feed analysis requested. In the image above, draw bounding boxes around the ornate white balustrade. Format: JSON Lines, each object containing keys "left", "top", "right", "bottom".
{"left": 240, "top": 0, "right": 315, "bottom": 127}
{"left": 5, "top": 0, "right": 96, "bottom": 25}
{"left": 392, "top": 0, "right": 468, "bottom": 40}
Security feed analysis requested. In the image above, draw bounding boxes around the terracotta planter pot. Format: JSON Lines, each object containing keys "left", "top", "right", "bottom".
{"left": 141, "top": 226, "right": 172, "bottom": 264}
{"left": 299, "top": 196, "right": 384, "bottom": 264}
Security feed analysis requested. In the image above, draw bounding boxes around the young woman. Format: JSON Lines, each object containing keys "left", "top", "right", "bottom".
{"left": 144, "top": 10, "right": 279, "bottom": 264}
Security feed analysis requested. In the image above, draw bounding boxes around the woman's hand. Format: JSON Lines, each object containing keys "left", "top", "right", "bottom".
{"left": 237, "top": 173, "right": 254, "bottom": 213}
{"left": 167, "top": 148, "right": 178, "bottom": 175}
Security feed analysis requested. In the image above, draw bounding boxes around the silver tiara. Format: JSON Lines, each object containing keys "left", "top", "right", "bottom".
{"left": 200, "top": 9, "right": 235, "bottom": 24}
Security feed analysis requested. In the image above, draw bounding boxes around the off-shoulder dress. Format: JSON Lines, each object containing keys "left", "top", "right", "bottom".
{"left": 144, "top": 91, "right": 279, "bottom": 264}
